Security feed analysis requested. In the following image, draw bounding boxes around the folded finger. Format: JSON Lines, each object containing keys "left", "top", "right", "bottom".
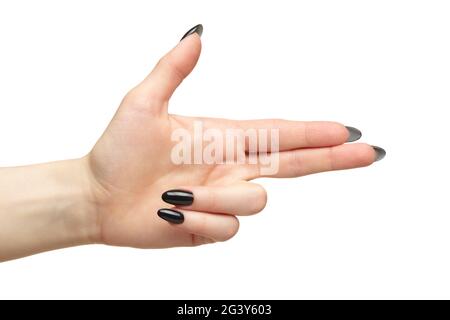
{"left": 157, "top": 208, "right": 239, "bottom": 243}
{"left": 161, "top": 182, "right": 267, "bottom": 216}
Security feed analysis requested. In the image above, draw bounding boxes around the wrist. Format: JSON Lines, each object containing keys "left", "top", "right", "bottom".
{"left": 0, "top": 158, "right": 100, "bottom": 261}
{"left": 61, "top": 157, "right": 102, "bottom": 246}
{"left": 19, "top": 158, "right": 102, "bottom": 247}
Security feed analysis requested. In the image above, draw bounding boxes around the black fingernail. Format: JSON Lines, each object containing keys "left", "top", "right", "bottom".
{"left": 180, "top": 24, "right": 203, "bottom": 41}
{"left": 157, "top": 208, "right": 185, "bottom": 224}
{"left": 162, "top": 189, "right": 193, "bottom": 206}
{"left": 345, "top": 126, "right": 362, "bottom": 142}
{"left": 372, "top": 146, "right": 386, "bottom": 162}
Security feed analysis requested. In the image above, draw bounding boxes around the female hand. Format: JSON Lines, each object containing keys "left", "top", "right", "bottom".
{"left": 87, "top": 25, "right": 385, "bottom": 248}
{"left": 0, "top": 25, "right": 385, "bottom": 261}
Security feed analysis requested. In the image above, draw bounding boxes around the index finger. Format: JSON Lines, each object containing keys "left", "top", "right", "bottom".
{"left": 239, "top": 119, "right": 361, "bottom": 151}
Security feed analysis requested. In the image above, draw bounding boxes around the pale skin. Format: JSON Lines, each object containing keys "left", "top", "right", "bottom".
{"left": 0, "top": 29, "right": 383, "bottom": 262}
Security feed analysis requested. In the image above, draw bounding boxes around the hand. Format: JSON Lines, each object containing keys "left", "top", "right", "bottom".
{"left": 85, "top": 25, "right": 385, "bottom": 248}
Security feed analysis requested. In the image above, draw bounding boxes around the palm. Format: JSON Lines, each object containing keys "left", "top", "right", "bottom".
{"left": 90, "top": 109, "right": 243, "bottom": 247}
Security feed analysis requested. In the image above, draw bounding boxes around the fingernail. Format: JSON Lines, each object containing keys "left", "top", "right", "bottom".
{"left": 180, "top": 24, "right": 203, "bottom": 41}
{"left": 162, "top": 189, "right": 193, "bottom": 206}
{"left": 372, "top": 146, "right": 386, "bottom": 162}
{"left": 345, "top": 126, "right": 362, "bottom": 142}
{"left": 157, "top": 208, "right": 184, "bottom": 224}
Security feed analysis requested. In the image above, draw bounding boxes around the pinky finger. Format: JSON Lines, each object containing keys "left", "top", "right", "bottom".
{"left": 157, "top": 208, "right": 240, "bottom": 244}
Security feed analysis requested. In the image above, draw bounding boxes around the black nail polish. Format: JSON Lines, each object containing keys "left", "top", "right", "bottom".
{"left": 162, "top": 189, "right": 193, "bottom": 206}
{"left": 180, "top": 24, "right": 203, "bottom": 41}
{"left": 345, "top": 126, "right": 362, "bottom": 142}
{"left": 372, "top": 146, "right": 386, "bottom": 162}
{"left": 157, "top": 208, "right": 184, "bottom": 224}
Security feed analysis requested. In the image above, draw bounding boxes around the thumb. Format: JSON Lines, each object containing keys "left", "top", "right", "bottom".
{"left": 132, "top": 24, "right": 203, "bottom": 113}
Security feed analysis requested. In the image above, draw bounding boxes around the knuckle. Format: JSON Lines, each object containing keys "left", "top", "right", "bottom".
{"left": 207, "top": 189, "right": 218, "bottom": 212}
{"left": 122, "top": 87, "right": 142, "bottom": 105}
{"left": 218, "top": 217, "right": 240, "bottom": 242}
{"left": 327, "top": 147, "right": 336, "bottom": 171}
{"left": 158, "top": 55, "right": 184, "bottom": 83}
{"left": 195, "top": 214, "right": 209, "bottom": 236}
{"left": 121, "top": 88, "right": 162, "bottom": 117}
{"left": 248, "top": 184, "right": 267, "bottom": 214}
{"left": 288, "top": 151, "right": 304, "bottom": 176}
{"left": 191, "top": 235, "right": 215, "bottom": 247}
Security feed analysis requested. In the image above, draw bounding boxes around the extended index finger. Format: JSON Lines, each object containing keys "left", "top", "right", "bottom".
{"left": 201, "top": 117, "right": 360, "bottom": 151}
{"left": 238, "top": 119, "right": 359, "bottom": 151}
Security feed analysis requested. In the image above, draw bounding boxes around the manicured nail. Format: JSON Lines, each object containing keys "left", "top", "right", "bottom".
{"left": 157, "top": 208, "right": 184, "bottom": 224}
{"left": 345, "top": 126, "right": 362, "bottom": 142}
{"left": 372, "top": 146, "right": 386, "bottom": 162}
{"left": 180, "top": 24, "right": 203, "bottom": 41}
{"left": 162, "top": 189, "right": 193, "bottom": 206}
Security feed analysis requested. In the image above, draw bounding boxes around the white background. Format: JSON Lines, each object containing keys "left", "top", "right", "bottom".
{"left": 0, "top": 0, "right": 449, "bottom": 299}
